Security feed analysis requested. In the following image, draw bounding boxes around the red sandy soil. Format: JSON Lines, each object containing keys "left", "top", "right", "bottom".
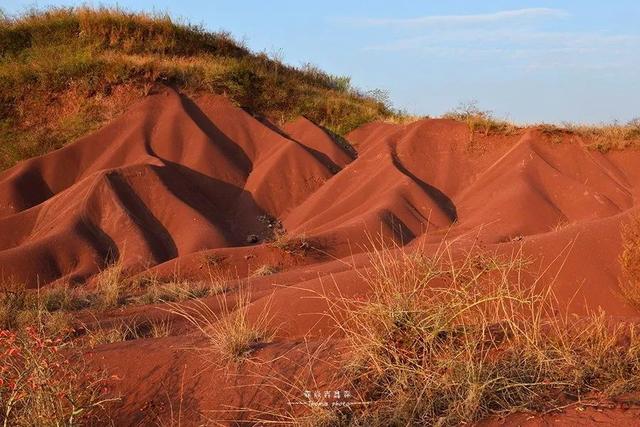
{"left": 2, "top": 86, "right": 640, "bottom": 425}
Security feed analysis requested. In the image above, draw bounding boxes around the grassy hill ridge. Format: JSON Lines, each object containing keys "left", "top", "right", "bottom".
{"left": 0, "top": 7, "right": 393, "bottom": 169}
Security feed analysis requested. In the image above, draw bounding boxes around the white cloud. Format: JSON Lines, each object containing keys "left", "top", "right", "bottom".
{"left": 344, "top": 8, "right": 566, "bottom": 28}
{"left": 363, "top": 29, "right": 640, "bottom": 71}
{"left": 344, "top": 8, "right": 639, "bottom": 72}
{"left": 365, "top": 30, "right": 640, "bottom": 52}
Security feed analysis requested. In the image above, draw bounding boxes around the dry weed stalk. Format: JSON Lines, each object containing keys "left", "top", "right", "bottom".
{"left": 83, "top": 316, "right": 173, "bottom": 347}
{"left": 0, "top": 322, "right": 118, "bottom": 425}
{"left": 277, "top": 238, "right": 640, "bottom": 425}
{"left": 166, "top": 286, "right": 275, "bottom": 364}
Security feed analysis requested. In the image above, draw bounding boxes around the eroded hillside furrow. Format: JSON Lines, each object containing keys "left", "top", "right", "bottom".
{"left": 1, "top": 87, "right": 640, "bottom": 288}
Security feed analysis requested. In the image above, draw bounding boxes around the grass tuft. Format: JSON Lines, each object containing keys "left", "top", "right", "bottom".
{"left": 94, "top": 259, "right": 127, "bottom": 309}
{"left": 269, "top": 230, "right": 313, "bottom": 256}
{"left": 202, "top": 253, "right": 225, "bottom": 268}
{"left": 84, "top": 316, "right": 172, "bottom": 346}
{"left": 167, "top": 287, "right": 274, "bottom": 364}
{"left": 134, "top": 269, "right": 230, "bottom": 305}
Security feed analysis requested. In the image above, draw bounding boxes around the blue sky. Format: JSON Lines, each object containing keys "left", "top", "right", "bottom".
{"left": 4, "top": 1, "right": 640, "bottom": 124}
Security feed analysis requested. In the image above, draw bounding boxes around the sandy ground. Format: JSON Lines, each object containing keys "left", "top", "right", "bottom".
{"left": 1, "top": 86, "right": 640, "bottom": 425}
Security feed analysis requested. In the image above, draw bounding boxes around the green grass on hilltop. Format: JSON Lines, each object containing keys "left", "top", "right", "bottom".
{"left": 0, "top": 7, "right": 393, "bottom": 170}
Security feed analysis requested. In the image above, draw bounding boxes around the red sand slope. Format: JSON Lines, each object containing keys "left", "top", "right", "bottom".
{"left": 0, "top": 88, "right": 335, "bottom": 285}
{"left": 2, "top": 86, "right": 640, "bottom": 424}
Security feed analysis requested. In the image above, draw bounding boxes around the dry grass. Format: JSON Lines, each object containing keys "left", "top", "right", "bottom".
{"left": 38, "top": 284, "right": 90, "bottom": 312}
{"left": 620, "top": 214, "right": 640, "bottom": 308}
{"left": 0, "top": 281, "right": 78, "bottom": 336}
{"left": 442, "top": 101, "right": 640, "bottom": 153}
{"left": 252, "top": 264, "right": 280, "bottom": 278}
{"left": 146, "top": 317, "right": 173, "bottom": 338}
{"left": 83, "top": 321, "right": 132, "bottom": 346}
{"left": 0, "top": 326, "right": 118, "bottom": 425}
{"left": 202, "top": 253, "right": 226, "bottom": 268}
{"left": 382, "top": 114, "right": 424, "bottom": 125}
{"left": 84, "top": 316, "right": 172, "bottom": 347}
{"left": 550, "top": 219, "right": 570, "bottom": 232}
{"left": 537, "top": 120, "right": 640, "bottom": 152}
{"left": 94, "top": 259, "right": 127, "bottom": 309}
{"left": 563, "top": 120, "right": 640, "bottom": 152}
{"left": 443, "top": 101, "right": 519, "bottom": 144}
{"left": 0, "top": 262, "right": 233, "bottom": 329}
{"left": 0, "top": 288, "right": 117, "bottom": 425}
{"left": 0, "top": 281, "right": 30, "bottom": 330}
{"left": 137, "top": 279, "right": 210, "bottom": 304}
{"left": 281, "top": 240, "right": 640, "bottom": 426}
{"left": 270, "top": 231, "right": 313, "bottom": 256}
{"left": 93, "top": 258, "right": 231, "bottom": 308}
{"left": 1, "top": 259, "right": 232, "bottom": 342}
{"left": 1, "top": 265, "right": 231, "bottom": 340}
{"left": 167, "top": 287, "right": 275, "bottom": 364}
{"left": 134, "top": 270, "right": 230, "bottom": 305}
